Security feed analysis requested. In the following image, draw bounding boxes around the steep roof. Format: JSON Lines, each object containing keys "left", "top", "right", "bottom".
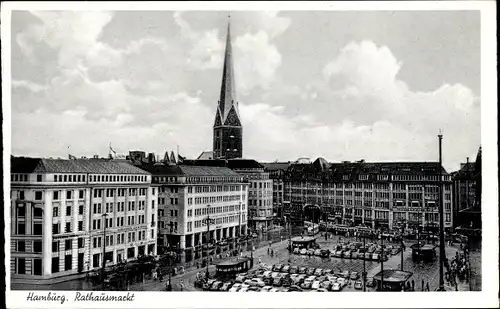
{"left": 197, "top": 151, "right": 214, "bottom": 160}
{"left": 215, "top": 20, "right": 241, "bottom": 127}
{"left": 261, "top": 162, "right": 291, "bottom": 171}
{"left": 284, "top": 159, "right": 449, "bottom": 181}
{"left": 139, "top": 163, "right": 240, "bottom": 177}
{"left": 182, "top": 158, "right": 263, "bottom": 170}
{"left": 11, "top": 157, "right": 150, "bottom": 174}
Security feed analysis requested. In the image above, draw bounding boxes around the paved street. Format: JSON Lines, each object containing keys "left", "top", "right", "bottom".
{"left": 12, "top": 230, "right": 480, "bottom": 292}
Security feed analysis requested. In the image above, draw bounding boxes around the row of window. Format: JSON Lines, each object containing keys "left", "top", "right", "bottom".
{"left": 191, "top": 195, "right": 242, "bottom": 205}
{"left": 248, "top": 199, "right": 272, "bottom": 207}
{"left": 93, "top": 188, "right": 153, "bottom": 198}
{"left": 192, "top": 214, "right": 244, "bottom": 229}
{"left": 288, "top": 183, "right": 453, "bottom": 191}
{"left": 248, "top": 181, "right": 272, "bottom": 189}
{"left": 92, "top": 200, "right": 153, "bottom": 215}
{"left": 53, "top": 221, "right": 84, "bottom": 234}
{"left": 185, "top": 176, "right": 242, "bottom": 184}
{"left": 88, "top": 174, "right": 148, "bottom": 183}
{"left": 189, "top": 185, "right": 244, "bottom": 194}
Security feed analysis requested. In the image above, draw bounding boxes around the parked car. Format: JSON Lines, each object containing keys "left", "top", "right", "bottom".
{"left": 210, "top": 281, "right": 223, "bottom": 291}
{"left": 229, "top": 283, "right": 242, "bottom": 292}
{"left": 337, "top": 277, "right": 347, "bottom": 288}
{"left": 272, "top": 277, "right": 283, "bottom": 287}
{"left": 314, "top": 268, "right": 324, "bottom": 276}
{"left": 314, "top": 249, "right": 322, "bottom": 256}
{"left": 315, "top": 288, "right": 329, "bottom": 292}
{"left": 331, "top": 282, "right": 342, "bottom": 291}
{"left": 311, "top": 280, "right": 321, "bottom": 290}
{"left": 320, "top": 280, "right": 332, "bottom": 290}
{"left": 293, "top": 248, "right": 300, "bottom": 254}
{"left": 271, "top": 272, "right": 280, "bottom": 278}
{"left": 326, "top": 275, "right": 337, "bottom": 283}
{"left": 238, "top": 287, "right": 249, "bottom": 292}
{"left": 343, "top": 250, "right": 352, "bottom": 259}
{"left": 371, "top": 252, "right": 380, "bottom": 261}
{"left": 247, "top": 286, "right": 261, "bottom": 292}
{"left": 366, "top": 277, "right": 376, "bottom": 288}
{"left": 301, "top": 278, "right": 314, "bottom": 289}
{"left": 323, "top": 269, "right": 333, "bottom": 275}
{"left": 249, "top": 278, "right": 265, "bottom": 287}
{"left": 300, "top": 249, "right": 308, "bottom": 255}
{"left": 288, "top": 285, "right": 303, "bottom": 292}
{"left": 263, "top": 277, "right": 273, "bottom": 285}
{"left": 354, "top": 280, "right": 363, "bottom": 290}
{"left": 306, "top": 268, "right": 316, "bottom": 276}
{"left": 307, "top": 249, "right": 315, "bottom": 256}
{"left": 335, "top": 250, "right": 343, "bottom": 258}
{"left": 286, "top": 265, "right": 297, "bottom": 272}
{"left": 391, "top": 247, "right": 401, "bottom": 255}
{"left": 364, "top": 252, "right": 372, "bottom": 260}
{"left": 281, "top": 265, "right": 291, "bottom": 273}
{"left": 219, "top": 282, "right": 233, "bottom": 291}
{"left": 262, "top": 271, "right": 272, "bottom": 278}
{"left": 260, "top": 286, "right": 273, "bottom": 292}
{"left": 351, "top": 251, "right": 359, "bottom": 259}
{"left": 273, "top": 264, "right": 284, "bottom": 272}
{"left": 320, "top": 249, "right": 331, "bottom": 258}
{"left": 269, "top": 287, "right": 280, "bottom": 292}
{"left": 235, "top": 275, "right": 245, "bottom": 283}
{"left": 350, "top": 272, "right": 359, "bottom": 280}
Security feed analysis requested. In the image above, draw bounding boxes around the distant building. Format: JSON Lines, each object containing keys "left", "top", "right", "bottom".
{"left": 213, "top": 21, "right": 243, "bottom": 159}
{"left": 182, "top": 159, "right": 274, "bottom": 231}
{"left": 281, "top": 158, "right": 454, "bottom": 231}
{"left": 452, "top": 147, "right": 481, "bottom": 229}
{"left": 10, "top": 156, "right": 156, "bottom": 284}
{"left": 136, "top": 161, "right": 249, "bottom": 262}
{"left": 261, "top": 162, "right": 291, "bottom": 223}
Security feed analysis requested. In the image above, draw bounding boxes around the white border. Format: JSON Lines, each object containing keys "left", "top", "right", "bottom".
{"left": 2, "top": 1, "right": 498, "bottom": 308}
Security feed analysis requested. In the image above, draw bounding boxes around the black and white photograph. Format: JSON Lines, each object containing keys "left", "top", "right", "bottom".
{"left": 2, "top": 1, "right": 498, "bottom": 308}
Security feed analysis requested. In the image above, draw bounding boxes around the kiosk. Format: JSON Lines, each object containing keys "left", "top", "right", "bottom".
{"left": 215, "top": 257, "right": 253, "bottom": 281}
{"left": 373, "top": 270, "right": 413, "bottom": 291}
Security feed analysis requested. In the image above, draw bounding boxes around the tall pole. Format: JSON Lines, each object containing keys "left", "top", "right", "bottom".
{"left": 401, "top": 233, "right": 404, "bottom": 271}
{"left": 363, "top": 234, "right": 366, "bottom": 292}
{"left": 101, "top": 213, "right": 108, "bottom": 289}
{"left": 206, "top": 204, "right": 212, "bottom": 278}
{"left": 380, "top": 232, "right": 384, "bottom": 291}
{"left": 438, "top": 133, "right": 445, "bottom": 291}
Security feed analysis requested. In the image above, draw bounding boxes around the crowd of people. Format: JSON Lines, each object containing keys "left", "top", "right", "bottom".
{"left": 445, "top": 244, "right": 470, "bottom": 291}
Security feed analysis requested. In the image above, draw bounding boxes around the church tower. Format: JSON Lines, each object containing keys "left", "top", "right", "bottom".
{"left": 213, "top": 19, "right": 243, "bottom": 159}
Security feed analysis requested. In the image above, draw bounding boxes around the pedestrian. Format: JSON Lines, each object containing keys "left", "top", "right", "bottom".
{"left": 426, "top": 282, "right": 430, "bottom": 291}
{"left": 180, "top": 280, "right": 185, "bottom": 291}
{"left": 411, "top": 279, "right": 415, "bottom": 291}
{"left": 421, "top": 279, "right": 424, "bottom": 291}
{"left": 152, "top": 270, "right": 158, "bottom": 281}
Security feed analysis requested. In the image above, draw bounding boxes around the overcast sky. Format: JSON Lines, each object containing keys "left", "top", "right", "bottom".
{"left": 11, "top": 10, "right": 480, "bottom": 171}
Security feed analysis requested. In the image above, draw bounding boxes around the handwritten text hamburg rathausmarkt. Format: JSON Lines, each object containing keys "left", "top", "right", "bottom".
{"left": 26, "top": 292, "right": 136, "bottom": 304}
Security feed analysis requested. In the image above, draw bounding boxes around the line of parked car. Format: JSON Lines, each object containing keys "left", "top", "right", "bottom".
{"left": 198, "top": 263, "right": 377, "bottom": 292}
{"left": 293, "top": 241, "right": 401, "bottom": 262}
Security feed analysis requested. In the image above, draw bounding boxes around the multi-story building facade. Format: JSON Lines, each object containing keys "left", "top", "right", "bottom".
{"left": 182, "top": 159, "right": 273, "bottom": 232}
{"left": 10, "top": 157, "right": 157, "bottom": 284}
{"left": 262, "top": 162, "right": 291, "bottom": 223}
{"left": 138, "top": 163, "right": 249, "bottom": 262}
{"left": 282, "top": 158, "right": 454, "bottom": 231}
{"left": 452, "top": 147, "right": 481, "bottom": 229}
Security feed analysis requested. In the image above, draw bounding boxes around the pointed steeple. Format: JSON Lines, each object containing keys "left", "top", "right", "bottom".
{"left": 216, "top": 16, "right": 240, "bottom": 125}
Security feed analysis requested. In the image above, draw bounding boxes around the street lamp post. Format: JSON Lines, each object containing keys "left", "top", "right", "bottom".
{"left": 380, "top": 232, "right": 384, "bottom": 291}
{"left": 205, "top": 204, "right": 215, "bottom": 278}
{"left": 362, "top": 233, "right": 367, "bottom": 292}
{"left": 437, "top": 133, "right": 446, "bottom": 291}
{"left": 101, "top": 213, "right": 109, "bottom": 290}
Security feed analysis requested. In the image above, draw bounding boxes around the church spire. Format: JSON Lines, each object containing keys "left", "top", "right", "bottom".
{"left": 217, "top": 16, "right": 239, "bottom": 124}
